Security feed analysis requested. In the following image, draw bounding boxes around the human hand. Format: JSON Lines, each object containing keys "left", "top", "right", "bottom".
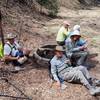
{"left": 64, "top": 59, "right": 71, "bottom": 64}
{"left": 61, "top": 83, "right": 67, "bottom": 90}
{"left": 55, "top": 81, "right": 61, "bottom": 87}
{"left": 84, "top": 44, "right": 88, "bottom": 49}
{"left": 16, "top": 56, "right": 20, "bottom": 60}
{"left": 80, "top": 46, "right": 86, "bottom": 50}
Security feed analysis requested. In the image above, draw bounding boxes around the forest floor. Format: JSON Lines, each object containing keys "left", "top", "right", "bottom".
{"left": 0, "top": 5, "right": 100, "bottom": 100}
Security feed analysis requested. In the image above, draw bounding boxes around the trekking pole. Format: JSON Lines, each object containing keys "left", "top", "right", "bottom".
{"left": 0, "top": 10, "right": 4, "bottom": 47}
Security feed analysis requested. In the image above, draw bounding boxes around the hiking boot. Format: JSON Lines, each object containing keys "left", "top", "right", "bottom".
{"left": 91, "top": 78, "right": 100, "bottom": 86}
{"left": 94, "top": 80, "right": 100, "bottom": 86}
{"left": 89, "top": 87, "right": 100, "bottom": 96}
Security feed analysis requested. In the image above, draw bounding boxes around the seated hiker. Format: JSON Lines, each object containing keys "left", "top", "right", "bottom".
{"left": 65, "top": 30, "right": 88, "bottom": 66}
{"left": 73, "top": 24, "right": 90, "bottom": 39}
{"left": 50, "top": 46, "right": 100, "bottom": 96}
{"left": 3, "top": 33, "right": 30, "bottom": 70}
{"left": 56, "top": 21, "right": 70, "bottom": 46}
{"left": 68, "top": 24, "right": 87, "bottom": 46}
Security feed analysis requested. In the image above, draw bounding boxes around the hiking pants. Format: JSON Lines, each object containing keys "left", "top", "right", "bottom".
{"left": 57, "top": 41, "right": 65, "bottom": 46}
{"left": 71, "top": 51, "right": 88, "bottom": 66}
{"left": 59, "top": 66, "right": 91, "bottom": 86}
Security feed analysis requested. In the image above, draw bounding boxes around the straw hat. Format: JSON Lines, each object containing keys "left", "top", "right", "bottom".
{"left": 55, "top": 46, "right": 65, "bottom": 52}
{"left": 5, "top": 33, "right": 16, "bottom": 39}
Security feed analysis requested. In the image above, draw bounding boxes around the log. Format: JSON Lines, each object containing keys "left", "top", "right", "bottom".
{"left": 33, "top": 44, "right": 98, "bottom": 67}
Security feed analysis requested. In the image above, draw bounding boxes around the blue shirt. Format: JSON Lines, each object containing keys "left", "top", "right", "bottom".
{"left": 65, "top": 38, "right": 87, "bottom": 53}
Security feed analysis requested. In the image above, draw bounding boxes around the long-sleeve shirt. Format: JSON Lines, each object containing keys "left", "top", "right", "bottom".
{"left": 65, "top": 38, "right": 87, "bottom": 58}
{"left": 50, "top": 55, "right": 70, "bottom": 82}
{"left": 65, "top": 38, "right": 86, "bottom": 52}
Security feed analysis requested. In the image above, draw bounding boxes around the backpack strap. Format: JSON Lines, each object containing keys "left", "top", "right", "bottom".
{"left": 5, "top": 43, "right": 16, "bottom": 55}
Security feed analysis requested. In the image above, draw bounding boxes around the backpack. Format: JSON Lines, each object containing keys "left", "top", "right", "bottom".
{"left": 0, "top": 42, "right": 17, "bottom": 58}
{"left": 0, "top": 42, "right": 4, "bottom": 58}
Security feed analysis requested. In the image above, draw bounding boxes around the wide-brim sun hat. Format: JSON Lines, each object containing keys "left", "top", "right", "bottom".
{"left": 5, "top": 33, "right": 16, "bottom": 39}
{"left": 63, "top": 21, "right": 70, "bottom": 26}
{"left": 55, "top": 46, "right": 65, "bottom": 52}
{"left": 70, "top": 30, "right": 81, "bottom": 37}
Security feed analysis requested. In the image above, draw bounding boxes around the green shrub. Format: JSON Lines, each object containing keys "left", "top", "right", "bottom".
{"left": 36, "top": 0, "right": 59, "bottom": 17}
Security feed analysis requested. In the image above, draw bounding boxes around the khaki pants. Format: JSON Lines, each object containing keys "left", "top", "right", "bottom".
{"left": 59, "top": 66, "right": 91, "bottom": 86}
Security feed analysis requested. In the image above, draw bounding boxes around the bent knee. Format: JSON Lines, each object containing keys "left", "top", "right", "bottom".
{"left": 84, "top": 52, "right": 89, "bottom": 56}
{"left": 77, "top": 70, "right": 84, "bottom": 78}
{"left": 78, "top": 65, "right": 86, "bottom": 70}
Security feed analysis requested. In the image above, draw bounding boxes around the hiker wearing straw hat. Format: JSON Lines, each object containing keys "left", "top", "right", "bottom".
{"left": 50, "top": 45, "right": 100, "bottom": 96}
{"left": 4, "top": 33, "right": 30, "bottom": 70}
{"left": 65, "top": 30, "right": 88, "bottom": 66}
{"left": 56, "top": 21, "right": 70, "bottom": 46}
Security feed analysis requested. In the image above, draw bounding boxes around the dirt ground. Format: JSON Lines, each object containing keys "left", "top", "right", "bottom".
{"left": 0, "top": 5, "right": 100, "bottom": 100}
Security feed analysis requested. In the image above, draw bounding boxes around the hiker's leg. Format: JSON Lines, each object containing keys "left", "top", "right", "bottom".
{"left": 63, "top": 68, "right": 90, "bottom": 86}
{"left": 57, "top": 41, "right": 65, "bottom": 46}
{"left": 15, "top": 51, "right": 24, "bottom": 57}
{"left": 71, "top": 52, "right": 82, "bottom": 66}
{"left": 72, "top": 51, "right": 88, "bottom": 66}
{"left": 12, "top": 60, "right": 22, "bottom": 66}
{"left": 77, "top": 66, "right": 91, "bottom": 79}
{"left": 63, "top": 69, "right": 100, "bottom": 96}
{"left": 23, "top": 48, "right": 31, "bottom": 56}
{"left": 77, "top": 51, "right": 88, "bottom": 65}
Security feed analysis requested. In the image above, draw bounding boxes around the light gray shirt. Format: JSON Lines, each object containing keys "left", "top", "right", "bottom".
{"left": 50, "top": 55, "right": 70, "bottom": 82}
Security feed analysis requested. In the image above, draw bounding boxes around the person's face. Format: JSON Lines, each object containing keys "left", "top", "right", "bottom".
{"left": 71, "top": 35, "right": 80, "bottom": 41}
{"left": 64, "top": 24, "right": 69, "bottom": 29}
{"left": 55, "top": 51, "right": 63, "bottom": 58}
{"left": 8, "top": 38, "right": 15, "bottom": 44}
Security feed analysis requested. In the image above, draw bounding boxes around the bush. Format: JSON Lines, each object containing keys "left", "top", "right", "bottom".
{"left": 36, "top": 0, "right": 59, "bottom": 17}
{"left": 78, "top": 0, "right": 98, "bottom": 5}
